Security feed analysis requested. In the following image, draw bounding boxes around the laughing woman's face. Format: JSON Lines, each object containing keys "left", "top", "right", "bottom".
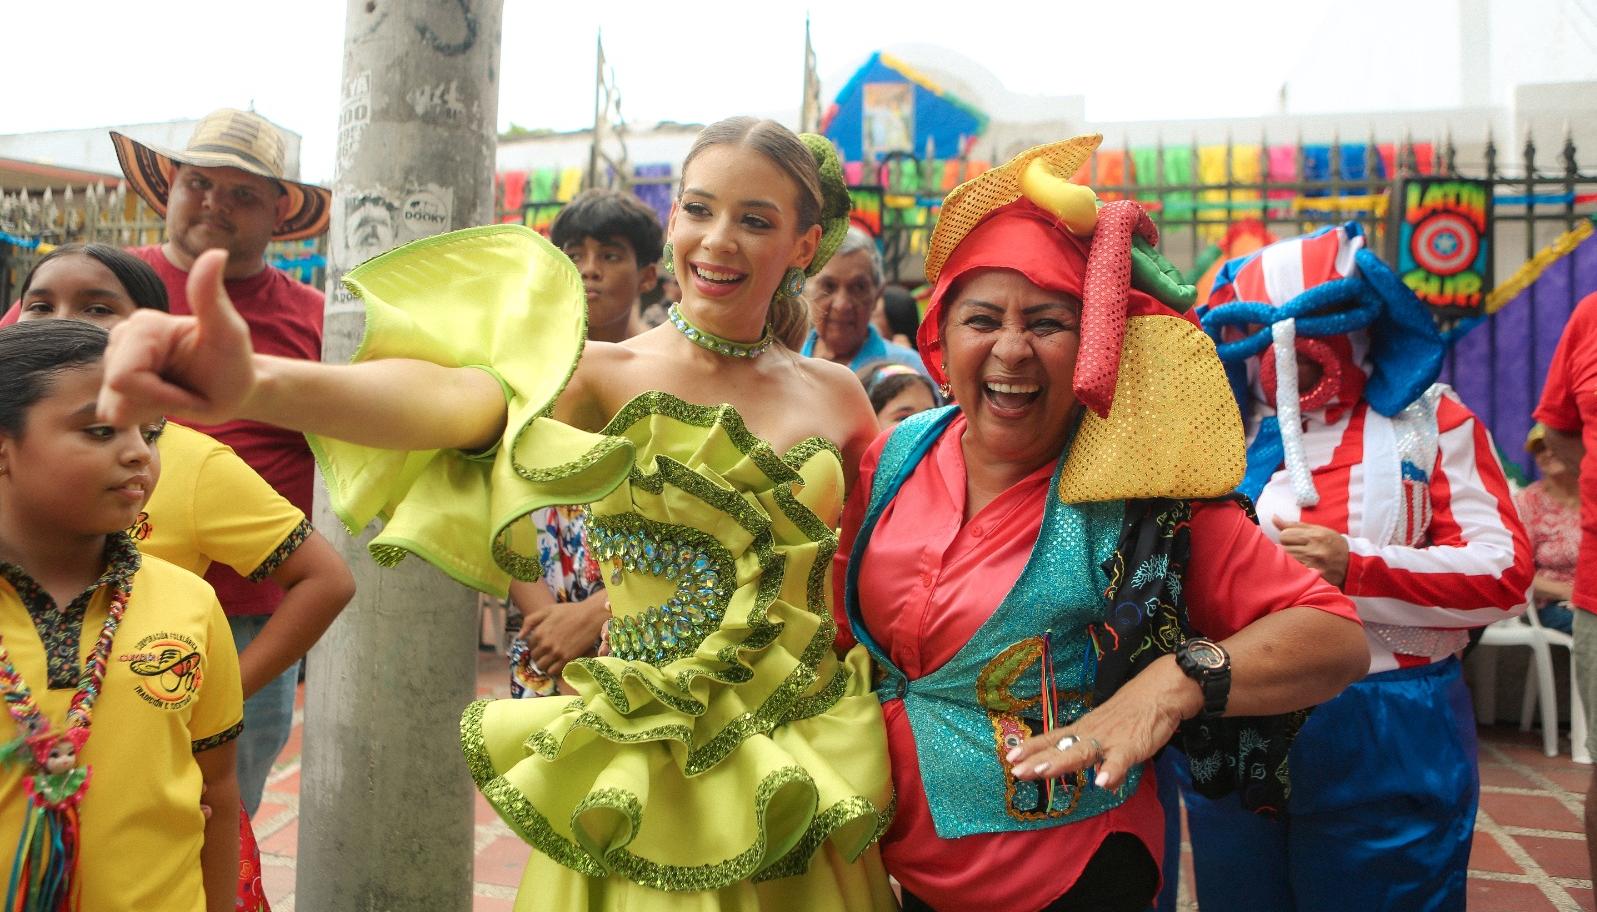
{"left": 942, "top": 268, "right": 1083, "bottom": 471}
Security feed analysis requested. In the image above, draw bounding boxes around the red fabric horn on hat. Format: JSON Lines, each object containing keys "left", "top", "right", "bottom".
{"left": 1074, "top": 200, "right": 1159, "bottom": 418}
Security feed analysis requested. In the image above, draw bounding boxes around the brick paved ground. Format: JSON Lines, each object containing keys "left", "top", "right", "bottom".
{"left": 251, "top": 653, "right": 1595, "bottom": 911}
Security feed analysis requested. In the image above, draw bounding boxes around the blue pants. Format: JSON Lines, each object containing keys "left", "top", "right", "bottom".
{"left": 228, "top": 614, "right": 301, "bottom": 816}
{"left": 1152, "top": 751, "right": 1181, "bottom": 912}
{"left": 1174, "top": 658, "right": 1478, "bottom": 912}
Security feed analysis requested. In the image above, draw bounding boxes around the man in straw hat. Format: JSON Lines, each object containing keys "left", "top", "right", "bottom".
{"left": 110, "top": 108, "right": 336, "bottom": 815}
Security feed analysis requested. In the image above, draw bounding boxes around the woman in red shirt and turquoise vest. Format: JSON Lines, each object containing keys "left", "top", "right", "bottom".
{"left": 834, "top": 136, "right": 1369, "bottom": 912}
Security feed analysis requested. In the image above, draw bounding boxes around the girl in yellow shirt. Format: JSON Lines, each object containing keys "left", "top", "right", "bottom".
{"left": 0, "top": 318, "right": 241, "bottom": 911}
{"left": 15, "top": 244, "right": 355, "bottom": 909}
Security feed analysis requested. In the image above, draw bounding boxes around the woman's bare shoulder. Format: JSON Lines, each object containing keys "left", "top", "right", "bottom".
{"left": 580, "top": 338, "right": 636, "bottom": 363}
{"left": 561, "top": 340, "right": 639, "bottom": 427}
{"left": 786, "top": 352, "right": 878, "bottom": 463}
{"left": 793, "top": 352, "right": 865, "bottom": 394}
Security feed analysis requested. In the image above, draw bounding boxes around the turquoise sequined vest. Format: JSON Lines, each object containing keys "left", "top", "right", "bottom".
{"left": 844, "top": 407, "right": 1142, "bottom": 838}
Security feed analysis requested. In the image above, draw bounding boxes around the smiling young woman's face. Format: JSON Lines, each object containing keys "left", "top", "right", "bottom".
{"left": 942, "top": 268, "right": 1083, "bottom": 471}
{"left": 18, "top": 255, "right": 139, "bottom": 328}
{"left": 667, "top": 144, "right": 817, "bottom": 328}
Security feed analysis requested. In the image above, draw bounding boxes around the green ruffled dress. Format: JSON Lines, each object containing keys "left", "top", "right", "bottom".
{"left": 310, "top": 226, "right": 896, "bottom": 910}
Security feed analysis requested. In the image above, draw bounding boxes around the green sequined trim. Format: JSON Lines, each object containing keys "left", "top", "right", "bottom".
{"left": 478, "top": 774, "right": 607, "bottom": 877}
{"left": 473, "top": 762, "right": 882, "bottom": 892}
{"left": 787, "top": 663, "right": 852, "bottom": 724}
{"left": 678, "top": 664, "right": 821, "bottom": 776}
{"left": 191, "top": 719, "right": 244, "bottom": 753}
{"left": 522, "top": 454, "right": 844, "bottom": 776}
{"left": 600, "top": 392, "right": 804, "bottom": 489}
{"left": 524, "top": 710, "right": 695, "bottom": 761}
{"left": 773, "top": 483, "right": 837, "bottom": 628}
{"left": 496, "top": 391, "right": 843, "bottom": 588}
{"left": 781, "top": 435, "right": 842, "bottom": 471}
{"left": 246, "top": 519, "right": 312, "bottom": 583}
{"left": 514, "top": 392, "right": 839, "bottom": 492}
{"left": 490, "top": 535, "right": 543, "bottom": 584}
{"left": 461, "top": 699, "right": 497, "bottom": 788}
{"left": 510, "top": 433, "right": 631, "bottom": 485}
{"left": 754, "top": 791, "right": 896, "bottom": 881}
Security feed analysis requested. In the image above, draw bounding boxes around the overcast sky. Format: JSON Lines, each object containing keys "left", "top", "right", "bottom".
{"left": 8, "top": 0, "right": 1592, "bottom": 182}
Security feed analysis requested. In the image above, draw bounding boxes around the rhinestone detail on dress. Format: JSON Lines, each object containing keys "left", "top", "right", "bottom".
{"left": 589, "top": 516, "right": 736, "bottom": 665}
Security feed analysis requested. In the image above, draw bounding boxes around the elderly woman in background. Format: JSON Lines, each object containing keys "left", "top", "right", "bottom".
{"left": 1520, "top": 422, "right": 1582, "bottom": 633}
{"left": 833, "top": 137, "right": 1369, "bottom": 912}
{"left": 802, "top": 225, "right": 927, "bottom": 375}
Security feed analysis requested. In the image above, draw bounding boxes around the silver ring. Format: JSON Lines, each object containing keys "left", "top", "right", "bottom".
{"left": 1055, "top": 734, "right": 1081, "bottom": 753}
{"left": 1087, "top": 736, "right": 1105, "bottom": 762}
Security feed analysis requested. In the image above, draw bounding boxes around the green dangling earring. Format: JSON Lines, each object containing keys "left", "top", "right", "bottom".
{"left": 663, "top": 242, "right": 675, "bottom": 275}
{"left": 779, "top": 266, "right": 806, "bottom": 300}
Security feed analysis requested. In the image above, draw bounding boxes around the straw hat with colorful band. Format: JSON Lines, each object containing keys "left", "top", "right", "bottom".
{"left": 918, "top": 134, "right": 1245, "bottom": 504}
{"left": 109, "top": 108, "right": 331, "bottom": 241}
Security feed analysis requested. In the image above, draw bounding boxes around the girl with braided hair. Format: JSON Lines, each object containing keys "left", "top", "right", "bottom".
{"left": 97, "top": 116, "right": 895, "bottom": 909}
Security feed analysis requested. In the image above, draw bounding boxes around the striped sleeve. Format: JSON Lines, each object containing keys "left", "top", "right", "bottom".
{"left": 1342, "top": 395, "right": 1532, "bottom": 628}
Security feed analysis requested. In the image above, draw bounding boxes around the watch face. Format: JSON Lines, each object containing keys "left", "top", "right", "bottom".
{"left": 1186, "top": 640, "right": 1227, "bottom": 671}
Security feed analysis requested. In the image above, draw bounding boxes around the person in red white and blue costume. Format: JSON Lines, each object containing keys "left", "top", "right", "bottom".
{"left": 1170, "top": 222, "right": 1533, "bottom": 911}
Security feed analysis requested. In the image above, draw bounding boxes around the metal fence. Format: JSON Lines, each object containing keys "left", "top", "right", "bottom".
{"left": 856, "top": 131, "right": 1597, "bottom": 478}
{"left": 10, "top": 131, "right": 1588, "bottom": 478}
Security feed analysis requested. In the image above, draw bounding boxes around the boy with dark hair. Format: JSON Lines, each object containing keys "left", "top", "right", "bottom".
{"left": 549, "top": 189, "right": 663, "bottom": 342}
{"left": 506, "top": 190, "right": 663, "bottom": 699}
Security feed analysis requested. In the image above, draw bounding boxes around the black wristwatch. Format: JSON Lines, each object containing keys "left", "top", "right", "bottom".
{"left": 1175, "top": 637, "right": 1231, "bottom": 719}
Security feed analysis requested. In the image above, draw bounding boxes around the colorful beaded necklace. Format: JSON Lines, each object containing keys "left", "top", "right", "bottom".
{"left": 0, "top": 574, "right": 131, "bottom": 910}
{"left": 667, "top": 304, "right": 774, "bottom": 359}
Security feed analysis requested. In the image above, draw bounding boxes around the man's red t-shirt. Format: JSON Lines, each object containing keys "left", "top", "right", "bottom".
{"left": 1535, "top": 291, "right": 1597, "bottom": 614}
{"left": 131, "top": 246, "right": 324, "bottom": 616}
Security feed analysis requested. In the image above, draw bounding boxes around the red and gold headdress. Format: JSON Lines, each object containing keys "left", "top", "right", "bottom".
{"left": 919, "top": 135, "right": 1246, "bottom": 503}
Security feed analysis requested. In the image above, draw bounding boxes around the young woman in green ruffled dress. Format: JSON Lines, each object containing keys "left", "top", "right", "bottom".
{"left": 97, "top": 117, "right": 898, "bottom": 910}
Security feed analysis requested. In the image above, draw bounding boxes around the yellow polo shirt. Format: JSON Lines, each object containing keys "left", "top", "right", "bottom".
{"left": 0, "top": 539, "right": 242, "bottom": 912}
{"left": 133, "top": 422, "right": 310, "bottom": 578}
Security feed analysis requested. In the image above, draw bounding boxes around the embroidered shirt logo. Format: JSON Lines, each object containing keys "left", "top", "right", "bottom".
{"left": 121, "top": 632, "right": 203, "bottom": 710}
{"left": 126, "top": 511, "right": 153, "bottom": 541}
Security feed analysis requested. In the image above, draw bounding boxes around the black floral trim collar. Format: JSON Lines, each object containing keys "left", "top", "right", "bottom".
{"left": 0, "top": 533, "right": 141, "bottom": 689}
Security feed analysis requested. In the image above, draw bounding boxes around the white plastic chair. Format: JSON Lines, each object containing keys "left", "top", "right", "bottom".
{"left": 1478, "top": 602, "right": 1590, "bottom": 763}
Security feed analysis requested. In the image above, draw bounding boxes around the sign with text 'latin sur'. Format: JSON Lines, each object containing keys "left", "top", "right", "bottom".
{"left": 1393, "top": 177, "right": 1492, "bottom": 318}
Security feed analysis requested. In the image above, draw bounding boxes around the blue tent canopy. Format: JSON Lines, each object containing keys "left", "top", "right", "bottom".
{"left": 823, "top": 51, "right": 988, "bottom": 165}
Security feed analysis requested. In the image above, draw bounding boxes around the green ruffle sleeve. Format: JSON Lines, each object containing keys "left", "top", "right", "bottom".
{"left": 307, "top": 224, "right": 633, "bottom": 597}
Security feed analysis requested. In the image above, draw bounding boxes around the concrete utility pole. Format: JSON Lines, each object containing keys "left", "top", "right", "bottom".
{"left": 298, "top": 2, "right": 502, "bottom": 909}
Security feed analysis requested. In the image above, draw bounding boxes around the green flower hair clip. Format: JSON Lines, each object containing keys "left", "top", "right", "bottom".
{"left": 800, "top": 132, "right": 853, "bottom": 277}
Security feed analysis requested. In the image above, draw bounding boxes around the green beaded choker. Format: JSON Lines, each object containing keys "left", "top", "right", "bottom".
{"left": 667, "top": 304, "right": 774, "bottom": 359}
